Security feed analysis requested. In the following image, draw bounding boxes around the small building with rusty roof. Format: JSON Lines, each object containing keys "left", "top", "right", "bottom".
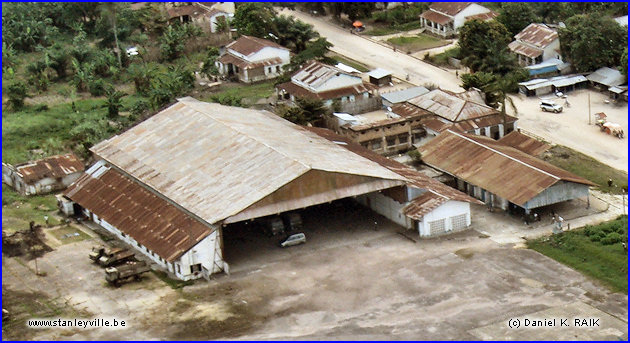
{"left": 509, "top": 23, "right": 561, "bottom": 67}
{"left": 420, "top": 2, "right": 494, "bottom": 37}
{"left": 418, "top": 130, "right": 595, "bottom": 213}
{"left": 63, "top": 98, "right": 479, "bottom": 280}
{"left": 216, "top": 35, "right": 291, "bottom": 83}
{"left": 276, "top": 61, "right": 381, "bottom": 114}
{"left": 402, "top": 89, "right": 518, "bottom": 140}
{"left": 3, "top": 153, "right": 85, "bottom": 196}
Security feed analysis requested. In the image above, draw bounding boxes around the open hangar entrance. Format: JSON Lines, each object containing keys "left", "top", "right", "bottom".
{"left": 222, "top": 196, "right": 404, "bottom": 273}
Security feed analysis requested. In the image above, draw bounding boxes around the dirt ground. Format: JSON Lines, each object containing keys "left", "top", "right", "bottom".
{"left": 511, "top": 89, "right": 628, "bottom": 172}
{"left": 2, "top": 201, "right": 627, "bottom": 340}
{"left": 280, "top": 9, "right": 628, "bottom": 173}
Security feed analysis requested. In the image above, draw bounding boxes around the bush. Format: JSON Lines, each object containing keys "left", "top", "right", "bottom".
{"left": 601, "top": 232, "right": 623, "bottom": 245}
{"left": 6, "top": 81, "right": 29, "bottom": 110}
{"left": 130, "top": 99, "right": 150, "bottom": 118}
{"left": 88, "top": 79, "right": 107, "bottom": 96}
{"left": 210, "top": 93, "right": 243, "bottom": 107}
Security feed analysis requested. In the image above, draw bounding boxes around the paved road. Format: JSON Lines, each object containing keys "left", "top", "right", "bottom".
{"left": 279, "top": 9, "right": 463, "bottom": 92}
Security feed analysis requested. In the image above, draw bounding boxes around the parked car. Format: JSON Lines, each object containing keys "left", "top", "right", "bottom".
{"left": 539, "top": 100, "right": 563, "bottom": 113}
{"left": 279, "top": 233, "right": 306, "bottom": 248}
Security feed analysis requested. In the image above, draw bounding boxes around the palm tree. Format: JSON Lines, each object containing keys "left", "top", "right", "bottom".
{"left": 483, "top": 78, "right": 518, "bottom": 135}
{"left": 100, "top": 3, "right": 122, "bottom": 68}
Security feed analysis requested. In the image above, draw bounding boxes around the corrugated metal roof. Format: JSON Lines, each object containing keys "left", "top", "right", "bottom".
{"left": 420, "top": 10, "right": 452, "bottom": 25}
{"left": 291, "top": 61, "right": 362, "bottom": 92}
{"left": 276, "top": 79, "right": 377, "bottom": 101}
{"left": 304, "top": 127, "right": 481, "bottom": 206}
{"left": 498, "top": 131, "right": 551, "bottom": 156}
{"left": 14, "top": 153, "right": 84, "bottom": 184}
{"left": 418, "top": 130, "right": 595, "bottom": 206}
{"left": 91, "top": 98, "right": 406, "bottom": 225}
{"left": 614, "top": 15, "right": 628, "bottom": 27}
{"left": 513, "top": 23, "right": 558, "bottom": 48}
{"left": 226, "top": 35, "right": 288, "bottom": 57}
{"left": 508, "top": 40, "right": 543, "bottom": 59}
{"left": 407, "top": 89, "right": 499, "bottom": 122}
{"left": 218, "top": 53, "right": 282, "bottom": 70}
{"left": 465, "top": 11, "right": 498, "bottom": 22}
{"left": 429, "top": 2, "right": 474, "bottom": 16}
{"left": 401, "top": 191, "right": 449, "bottom": 220}
{"left": 367, "top": 68, "right": 392, "bottom": 79}
{"left": 381, "top": 86, "right": 430, "bottom": 104}
{"left": 587, "top": 67, "right": 625, "bottom": 87}
{"left": 65, "top": 166, "right": 211, "bottom": 262}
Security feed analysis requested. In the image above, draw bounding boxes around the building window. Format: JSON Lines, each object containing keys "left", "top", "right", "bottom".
{"left": 276, "top": 66, "right": 280, "bottom": 73}
{"left": 176, "top": 263, "right": 181, "bottom": 274}
{"left": 371, "top": 140, "right": 382, "bottom": 150}
{"left": 398, "top": 133, "right": 409, "bottom": 144}
{"left": 386, "top": 137, "right": 396, "bottom": 147}
{"left": 137, "top": 242, "right": 141, "bottom": 247}
{"left": 190, "top": 263, "right": 202, "bottom": 274}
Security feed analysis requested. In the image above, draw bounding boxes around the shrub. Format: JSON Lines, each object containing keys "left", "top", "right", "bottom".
{"left": 6, "top": 81, "right": 29, "bottom": 110}
{"left": 88, "top": 79, "right": 107, "bottom": 96}
{"left": 130, "top": 99, "right": 150, "bottom": 118}
{"left": 601, "top": 232, "right": 623, "bottom": 245}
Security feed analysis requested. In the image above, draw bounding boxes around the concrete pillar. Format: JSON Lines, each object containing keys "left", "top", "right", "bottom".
{"left": 474, "top": 128, "right": 481, "bottom": 135}
{"left": 484, "top": 127, "right": 491, "bottom": 137}
{"left": 499, "top": 123, "right": 504, "bottom": 138}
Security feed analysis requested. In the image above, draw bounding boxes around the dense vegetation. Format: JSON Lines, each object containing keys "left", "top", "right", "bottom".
{"left": 528, "top": 215, "right": 628, "bottom": 293}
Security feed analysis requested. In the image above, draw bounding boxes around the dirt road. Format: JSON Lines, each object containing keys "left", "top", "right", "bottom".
{"left": 280, "top": 9, "right": 628, "bottom": 172}
{"left": 279, "top": 8, "right": 463, "bottom": 92}
{"left": 512, "top": 90, "right": 628, "bottom": 172}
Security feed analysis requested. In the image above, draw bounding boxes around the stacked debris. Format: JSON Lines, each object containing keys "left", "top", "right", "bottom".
{"left": 2, "top": 223, "right": 52, "bottom": 259}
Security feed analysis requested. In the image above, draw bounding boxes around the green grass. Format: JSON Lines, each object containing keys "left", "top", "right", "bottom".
{"left": 49, "top": 226, "right": 91, "bottom": 244}
{"left": 152, "top": 270, "right": 195, "bottom": 289}
{"left": 330, "top": 55, "right": 370, "bottom": 73}
{"left": 427, "top": 47, "right": 461, "bottom": 66}
{"left": 387, "top": 33, "right": 448, "bottom": 52}
{"left": 200, "top": 80, "right": 276, "bottom": 107}
{"left": 528, "top": 215, "right": 628, "bottom": 293}
{"left": 541, "top": 145, "right": 628, "bottom": 194}
{"left": 2, "top": 185, "right": 61, "bottom": 233}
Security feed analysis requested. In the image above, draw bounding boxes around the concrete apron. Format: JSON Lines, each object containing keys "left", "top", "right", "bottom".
{"left": 472, "top": 190, "right": 627, "bottom": 248}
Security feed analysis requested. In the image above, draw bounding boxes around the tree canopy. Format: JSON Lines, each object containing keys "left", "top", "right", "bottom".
{"left": 559, "top": 14, "right": 627, "bottom": 72}
{"left": 458, "top": 19, "right": 516, "bottom": 75}
{"left": 496, "top": 3, "right": 540, "bottom": 36}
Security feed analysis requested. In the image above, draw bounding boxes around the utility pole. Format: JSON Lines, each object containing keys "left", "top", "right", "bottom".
{"left": 588, "top": 92, "right": 591, "bottom": 125}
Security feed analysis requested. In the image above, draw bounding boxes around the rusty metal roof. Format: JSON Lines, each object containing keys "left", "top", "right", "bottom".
{"left": 465, "top": 11, "right": 498, "bottom": 22}
{"left": 14, "top": 153, "right": 84, "bottom": 184}
{"left": 508, "top": 41, "right": 543, "bottom": 59}
{"left": 498, "top": 131, "right": 551, "bottom": 156}
{"left": 429, "top": 2, "right": 474, "bottom": 16}
{"left": 65, "top": 166, "right": 211, "bottom": 262}
{"left": 218, "top": 53, "right": 282, "bottom": 70}
{"left": 513, "top": 23, "right": 558, "bottom": 49}
{"left": 276, "top": 80, "right": 377, "bottom": 101}
{"left": 418, "top": 130, "right": 595, "bottom": 206}
{"left": 304, "top": 127, "right": 481, "bottom": 206}
{"left": 167, "top": 5, "right": 206, "bottom": 19}
{"left": 401, "top": 191, "right": 449, "bottom": 220}
{"left": 420, "top": 10, "right": 452, "bottom": 25}
{"left": 226, "top": 35, "right": 288, "bottom": 57}
{"left": 91, "top": 98, "right": 406, "bottom": 225}
{"left": 407, "top": 89, "right": 499, "bottom": 122}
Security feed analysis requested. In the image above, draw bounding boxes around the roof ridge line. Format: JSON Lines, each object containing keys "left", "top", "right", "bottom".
{"left": 447, "top": 130, "right": 560, "bottom": 180}
{"left": 180, "top": 98, "right": 313, "bottom": 171}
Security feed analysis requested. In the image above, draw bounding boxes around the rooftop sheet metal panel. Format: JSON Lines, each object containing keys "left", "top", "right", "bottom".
{"left": 407, "top": 89, "right": 498, "bottom": 122}
{"left": 498, "top": 131, "right": 551, "bottom": 156}
{"left": 226, "top": 35, "right": 288, "bottom": 56}
{"left": 367, "top": 68, "right": 392, "bottom": 79}
{"left": 465, "top": 11, "right": 498, "bottom": 21}
{"left": 91, "top": 98, "right": 405, "bottom": 225}
{"left": 303, "top": 127, "right": 481, "bottom": 206}
{"left": 508, "top": 41, "right": 543, "bottom": 59}
{"left": 513, "top": 23, "right": 558, "bottom": 49}
{"left": 429, "top": 2, "right": 473, "bottom": 16}
{"left": 65, "top": 167, "right": 211, "bottom": 262}
{"left": 401, "top": 191, "right": 449, "bottom": 220}
{"left": 15, "top": 153, "right": 85, "bottom": 184}
{"left": 420, "top": 10, "right": 452, "bottom": 25}
{"left": 382, "top": 86, "right": 430, "bottom": 104}
{"left": 276, "top": 80, "right": 377, "bottom": 101}
{"left": 418, "top": 130, "right": 595, "bottom": 206}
